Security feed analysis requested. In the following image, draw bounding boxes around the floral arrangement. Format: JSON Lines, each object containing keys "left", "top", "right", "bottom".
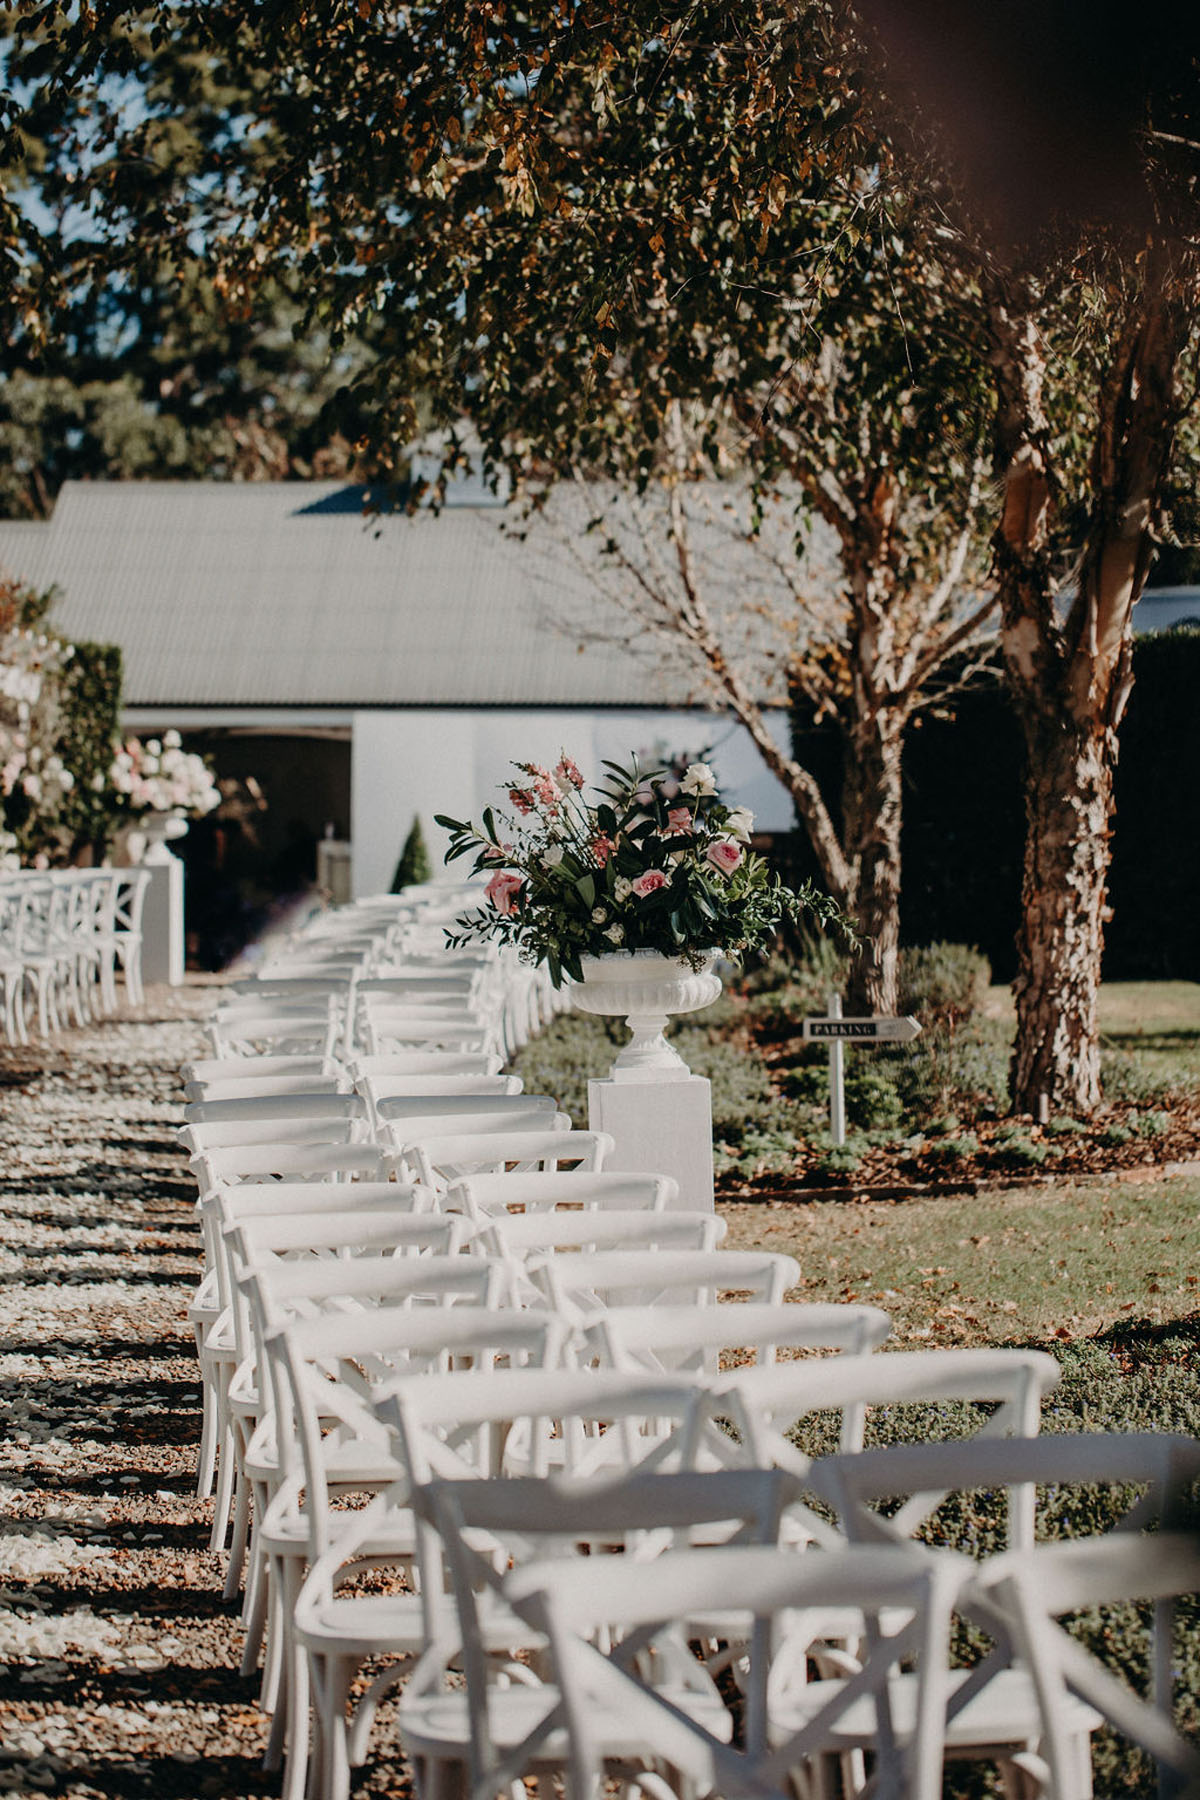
{"left": 0, "top": 621, "right": 77, "bottom": 870}
{"left": 437, "top": 753, "right": 834, "bottom": 986}
{"left": 110, "top": 732, "right": 221, "bottom": 817}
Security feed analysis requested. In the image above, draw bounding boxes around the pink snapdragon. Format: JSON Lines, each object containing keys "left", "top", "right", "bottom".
{"left": 705, "top": 839, "right": 743, "bottom": 875}
{"left": 485, "top": 870, "right": 525, "bottom": 915}
{"left": 631, "top": 869, "right": 670, "bottom": 897}
{"left": 508, "top": 788, "right": 535, "bottom": 815}
{"left": 591, "top": 833, "right": 615, "bottom": 866}
{"left": 555, "top": 754, "right": 584, "bottom": 791}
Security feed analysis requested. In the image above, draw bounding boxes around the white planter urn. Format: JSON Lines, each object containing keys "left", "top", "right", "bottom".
{"left": 573, "top": 950, "right": 722, "bottom": 1083}
{"left": 136, "top": 810, "right": 189, "bottom": 866}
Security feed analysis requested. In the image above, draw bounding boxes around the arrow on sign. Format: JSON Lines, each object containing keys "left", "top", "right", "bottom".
{"left": 802, "top": 1015, "right": 922, "bottom": 1042}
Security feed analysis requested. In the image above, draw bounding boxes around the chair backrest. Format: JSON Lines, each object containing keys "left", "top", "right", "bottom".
{"left": 581, "top": 1297, "right": 891, "bottom": 1376}
{"left": 190, "top": 1140, "right": 390, "bottom": 1196}
{"left": 181, "top": 1115, "right": 363, "bottom": 1153}
{"left": 111, "top": 868, "right": 151, "bottom": 936}
{"left": 184, "top": 1053, "right": 343, "bottom": 1084}
{"left": 530, "top": 1247, "right": 801, "bottom": 1317}
{"left": 183, "top": 1073, "right": 353, "bottom": 1102}
{"left": 183, "top": 1091, "right": 367, "bottom": 1125}
{"left": 349, "top": 1051, "right": 503, "bottom": 1078}
{"left": 811, "top": 1428, "right": 1200, "bottom": 1557}
{"left": 718, "top": 1347, "right": 1063, "bottom": 1499}
{"left": 445, "top": 1170, "right": 677, "bottom": 1218}
{"left": 405, "top": 1128, "right": 611, "bottom": 1190}
{"left": 974, "top": 1528, "right": 1200, "bottom": 1800}
{"left": 504, "top": 1540, "right": 967, "bottom": 1800}
{"left": 477, "top": 1209, "right": 724, "bottom": 1263}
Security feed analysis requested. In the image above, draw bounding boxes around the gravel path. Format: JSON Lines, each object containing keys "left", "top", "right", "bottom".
{"left": 0, "top": 988, "right": 413, "bottom": 1800}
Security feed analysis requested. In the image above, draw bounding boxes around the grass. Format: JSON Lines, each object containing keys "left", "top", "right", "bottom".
{"left": 985, "top": 980, "right": 1200, "bottom": 1093}
{"left": 719, "top": 1171, "right": 1200, "bottom": 1345}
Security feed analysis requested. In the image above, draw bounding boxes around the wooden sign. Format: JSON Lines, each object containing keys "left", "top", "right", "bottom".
{"left": 802, "top": 1015, "right": 921, "bottom": 1043}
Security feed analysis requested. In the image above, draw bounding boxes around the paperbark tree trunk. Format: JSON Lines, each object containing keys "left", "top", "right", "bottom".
{"left": 1010, "top": 712, "right": 1112, "bottom": 1113}
{"left": 990, "top": 253, "right": 1191, "bottom": 1115}
{"left": 840, "top": 710, "right": 905, "bottom": 1015}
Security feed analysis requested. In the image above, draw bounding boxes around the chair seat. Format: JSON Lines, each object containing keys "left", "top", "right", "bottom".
{"left": 771, "top": 1665, "right": 1102, "bottom": 1752}
{"left": 296, "top": 1587, "right": 531, "bottom": 1660}
{"left": 398, "top": 1680, "right": 733, "bottom": 1760}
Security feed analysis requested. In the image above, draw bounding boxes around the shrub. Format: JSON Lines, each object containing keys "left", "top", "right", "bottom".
{"left": 1046, "top": 1115, "right": 1087, "bottom": 1136}
{"left": 391, "top": 816, "right": 433, "bottom": 891}
{"left": 1133, "top": 1109, "right": 1171, "bottom": 1139}
{"left": 1101, "top": 1123, "right": 1134, "bottom": 1148}
{"left": 898, "top": 941, "right": 991, "bottom": 1028}
{"left": 922, "top": 1133, "right": 980, "bottom": 1164}
{"left": 987, "top": 1128, "right": 1051, "bottom": 1169}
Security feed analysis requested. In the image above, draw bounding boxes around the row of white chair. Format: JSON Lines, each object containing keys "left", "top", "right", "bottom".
{"left": 0, "top": 867, "right": 149, "bottom": 1042}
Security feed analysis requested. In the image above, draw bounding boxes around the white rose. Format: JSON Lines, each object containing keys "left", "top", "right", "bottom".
{"left": 604, "top": 924, "right": 625, "bottom": 944}
{"left": 726, "top": 806, "right": 754, "bottom": 842}
{"left": 163, "top": 729, "right": 182, "bottom": 750}
{"left": 680, "top": 761, "right": 717, "bottom": 797}
{"left": 58, "top": 769, "right": 74, "bottom": 790}
{"left": 146, "top": 739, "right": 162, "bottom": 756}
{"left": 613, "top": 876, "right": 633, "bottom": 901}
{"left": 591, "top": 906, "right": 606, "bottom": 923}
{"left": 542, "top": 844, "right": 564, "bottom": 868}
{"left": 90, "top": 772, "right": 106, "bottom": 792}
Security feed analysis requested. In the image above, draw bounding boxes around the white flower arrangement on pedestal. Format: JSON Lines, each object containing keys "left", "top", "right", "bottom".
{"left": 110, "top": 732, "right": 221, "bottom": 818}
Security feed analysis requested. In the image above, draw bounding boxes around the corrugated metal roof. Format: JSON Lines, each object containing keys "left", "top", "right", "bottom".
{"left": 0, "top": 480, "right": 748, "bottom": 709}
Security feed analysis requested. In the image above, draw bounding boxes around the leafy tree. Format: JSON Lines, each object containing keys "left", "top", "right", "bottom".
{"left": 0, "top": 13, "right": 382, "bottom": 515}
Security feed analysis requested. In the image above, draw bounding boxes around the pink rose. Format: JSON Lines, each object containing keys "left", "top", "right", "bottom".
{"left": 705, "top": 839, "right": 743, "bottom": 875}
{"left": 485, "top": 870, "right": 525, "bottom": 915}
{"left": 666, "top": 806, "right": 694, "bottom": 836}
{"left": 631, "top": 869, "right": 670, "bottom": 897}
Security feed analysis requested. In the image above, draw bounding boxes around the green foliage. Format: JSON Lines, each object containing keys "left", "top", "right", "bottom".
{"left": 390, "top": 816, "right": 433, "bottom": 893}
{"left": 919, "top": 1133, "right": 981, "bottom": 1164}
{"left": 55, "top": 639, "right": 122, "bottom": 853}
{"left": 1133, "top": 1110, "right": 1172, "bottom": 1139}
{"left": 898, "top": 941, "right": 992, "bottom": 1028}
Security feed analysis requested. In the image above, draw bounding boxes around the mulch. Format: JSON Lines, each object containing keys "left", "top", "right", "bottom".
{"left": 0, "top": 988, "right": 414, "bottom": 1800}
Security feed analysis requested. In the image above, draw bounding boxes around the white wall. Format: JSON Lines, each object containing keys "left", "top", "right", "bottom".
{"left": 350, "top": 707, "right": 795, "bottom": 899}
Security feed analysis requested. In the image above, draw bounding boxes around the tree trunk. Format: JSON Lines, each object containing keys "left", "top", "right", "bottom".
{"left": 1011, "top": 713, "right": 1113, "bottom": 1113}
{"left": 840, "top": 711, "right": 905, "bottom": 1014}
{"left": 987, "top": 254, "right": 1191, "bottom": 1115}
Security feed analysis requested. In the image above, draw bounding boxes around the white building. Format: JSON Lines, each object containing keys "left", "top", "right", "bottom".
{"left": 0, "top": 480, "right": 796, "bottom": 897}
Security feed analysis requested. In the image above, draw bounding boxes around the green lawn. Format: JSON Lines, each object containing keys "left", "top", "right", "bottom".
{"left": 720, "top": 1171, "right": 1200, "bottom": 1345}
{"left": 984, "top": 980, "right": 1200, "bottom": 1092}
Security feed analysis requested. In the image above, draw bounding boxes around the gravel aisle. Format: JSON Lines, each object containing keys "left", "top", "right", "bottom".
{"left": 0, "top": 989, "right": 411, "bottom": 1800}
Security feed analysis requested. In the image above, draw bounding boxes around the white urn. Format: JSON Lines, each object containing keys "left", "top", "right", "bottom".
{"left": 135, "top": 810, "right": 189, "bottom": 866}
{"left": 572, "top": 949, "right": 722, "bottom": 1083}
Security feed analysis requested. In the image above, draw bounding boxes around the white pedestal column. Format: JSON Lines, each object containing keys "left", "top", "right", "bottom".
{"left": 588, "top": 1074, "right": 715, "bottom": 1213}
{"left": 140, "top": 854, "right": 185, "bottom": 987}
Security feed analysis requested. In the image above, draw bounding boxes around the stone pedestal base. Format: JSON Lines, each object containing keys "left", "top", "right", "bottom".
{"left": 588, "top": 1074, "right": 714, "bottom": 1213}
{"left": 141, "top": 857, "right": 184, "bottom": 987}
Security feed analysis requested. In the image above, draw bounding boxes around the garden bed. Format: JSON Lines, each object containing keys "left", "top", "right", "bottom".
{"left": 512, "top": 952, "right": 1200, "bottom": 1200}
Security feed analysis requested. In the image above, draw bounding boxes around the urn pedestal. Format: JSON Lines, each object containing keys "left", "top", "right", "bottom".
{"left": 137, "top": 813, "right": 188, "bottom": 987}
{"left": 573, "top": 951, "right": 722, "bottom": 1212}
